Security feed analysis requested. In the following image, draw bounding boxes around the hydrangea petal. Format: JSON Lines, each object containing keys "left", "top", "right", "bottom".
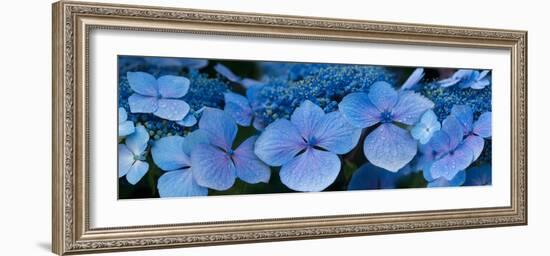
{"left": 191, "top": 144, "right": 236, "bottom": 191}
{"left": 181, "top": 130, "right": 209, "bottom": 156}
{"left": 291, "top": 100, "right": 324, "bottom": 139}
{"left": 177, "top": 113, "right": 197, "bottom": 127}
{"left": 348, "top": 163, "right": 398, "bottom": 190}
{"left": 429, "top": 145, "right": 473, "bottom": 180}
{"left": 401, "top": 68, "right": 424, "bottom": 91}
{"left": 464, "top": 164, "right": 492, "bottom": 186}
{"left": 118, "top": 144, "right": 134, "bottom": 178}
{"left": 428, "top": 170, "right": 465, "bottom": 187}
{"left": 199, "top": 108, "right": 238, "bottom": 151}
{"left": 125, "top": 125, "right": 149, "bottom": 156}
{"left": 442, "top": 116, "right": 464, "bottom": 150}
{"left": 157, "top": 75, "right": 190, "bottom": 98}
{"left": 313, "top": 111, "right": 361, "bottom": 154}
{"left": 254, "top": 119, "right": 305, "bottom": 166}
{"left": 429, "top": 130, "right": 451, "bottom": 154}
{"left": 214, "top": 63, "right": 241, "bottom": 82}
{"left": 438, "top": 77, "right": 460, "bottom": 88}
{"left": 392, "top": 91, "right": 434, "bottom": 125}
{"left": 339, "top": 92, "right": 381, "bottom": 128}
{"left": 128, "top": 94, "right": 158, "bottom": 114}
{"left": 118, "top": 107, "right": 128, "bottom": 123}
{"left": 157, "top": 169, "right": 208, "bottom": 197}
{"left": 119, "top": 121, "right": 135, "bottom": 137}
{"left": 450, "top": 105, "right": 473, "bottom": 134}
{"left": 280, "top": 148, "right": 340, "bottom": 192}
{"left": 463, "top": 135, "right": 484, "bottom": 162}
{"left": 368, "top": 81, "right": 398, "bottom": 112}
{"left": 363, "top": 123, "right": 417, "bottom": 172}
{"left": 473, "top": 112, "right": 492, "bottom": 138}
{"left": 233, "top": 136, "right": 271, "bottom": 184}
{"left": 125, "top": 160, "right": 149, "bottom": 185}
{"left": 471, "top": 79, "right": 490, "bottom": 89}
{"left": 224, "top": 92, "right": 253, "bottom": 126}
{"left": 127, "top": 72, "right": 158, "bottom": 96}
{"left": 154, "top": 99, "right": 190, "bottom": 121}
{"left": 151, "top": 136, "right": 189, "bottom": 171}
{"left": 411, "top": 123, "right": 430, "bottom": 144}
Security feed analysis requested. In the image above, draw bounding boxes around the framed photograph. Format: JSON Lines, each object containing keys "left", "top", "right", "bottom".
{"left": 52, "top": 1, "right": 527, "bottom": 255}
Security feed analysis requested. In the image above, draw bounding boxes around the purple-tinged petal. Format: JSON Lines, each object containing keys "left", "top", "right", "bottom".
{"left": 291, "top": 100, "right": 324, "bottom": 139}
{"left": 128, "top": 94, "right": 158, "bottom": 114}
{"left": 125, "top": 125, "right": 149, "bottom": 156}
{"left": 224, "top": 92, "right": 253, "bottom": 126}
{"left": 254, "top": 119, "right": 305, "bottom": 166}
{"left": 151, "top": 136, "right": 189, "bottom": 171}
{"left": 348, "top": 163, "right": 398, "bottom": 190}
{"left": 438, "top": 77, "right": 460, "bottom": 88}
{"left": 181, "top": 130, "right": 209, "bottom": 156}
{"left": 157, "top": 75, "right": 190, "bottom": 98}
{"left": 252, "top": 118, "right": 266, "bottom": 131}
{"left": 177, "top": 113, "right": 197, "bottom": 127}
{"left": 157, "top": 169, "right": 208, "bottom": 198}
{"left": 127, "top": 72, "right": 158, "bottom": 96}
{"left": 429, "top": 145, "right": 473, "bottom": 180}
{"left": 441, "top": 116, "right": 464, "bottom": 150}
{"left": 313, "top": 111, "right": 361, "bottom": 154}
{"left": 473, "top": 112, "right": 492, "bottom": 138}
{"left": 450, "top": 105, "right": 473, "bottom": 134}
{"left": 401, "top": 68, "right": 424, "bottom": 91}
{"left": 214, "top": 63, "right": 241, "bottom": 83}
{"left": 429, "top": 130, "right": 451, "bottom": 155}
{"left": 191, "top": 144, "right": 236, "bottom": 191}
{"left": 392, "top": 90, "right": 434, "bottom": 125}
{"left": 463, "top": 135, "right": 484, "bottom": 162}
{"left": 125, "top": 160, "right": 149, "bottom": 185}
{"left": 339, "top": 92, "right": 381, "bottom": 128}
{"left": 199, "top": 108, "right": 237, "bottom": 151}
{"left": 464, "top": 164, "right": 491, "bottom": 186}
{"left": 470, "top": 79, "right": 490, "bottom": 89}
{"left": 363, "top": 123, "right": 417, "bottom": 172}
{"left": 428, "top": 170, "right": 465, "bottom": 187}
{"left": 368, "top": 81, "right": 398, "bottom": 112}
{"left": 233, "top": 136, "right": 271, "bottom": 184}
{"left": 154, "top": 99, "right": 190, "bottom": 121}
{"left": 280, "top": 148, "right": 340, "bottom": 192}
{"left": 119, "top": 121, "right": 135, "bottom": 137}
{"left": 118, "top": 144, "right": 134, "bottom": 178}
{"left": 118, "top": 107, "right": 128, "bottom": 123}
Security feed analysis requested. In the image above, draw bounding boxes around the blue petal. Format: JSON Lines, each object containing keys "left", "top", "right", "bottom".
{"left": 118, "top": 107, "right": 127, "bottom": 123}
{"left": 127, "top": 72, "right": 158, "bottom": 96}
{"left": 181, "top": 130, "right": 209, "bottom": 156}
{"left": 368, "top": 81, "right": 398, "bottom": 112}
{"left": 427, "top": 170, "right": 466, "bottom": 187}
{"left": 429, "top": 130, "right": 451, "bottom": 155}
{"left": 128, "top": 94, "right": 158, "bottom": 113}
{"left": 125, "top": 125, "right": 149, "bottom": 156}
{"left": 191, "top": 144, "right": 236, "bottom": 191}
{"left": 241, "top": 78, "right": 267, "bottom": 88}
{"left": 450, "top": 105, "right": 473, "bottom": 134}
{"left": 348, "top": 163, "right": 398, "bottom": 190}
{"left": 339, "top": 92, "right": 381, "bottom": 128}
{"left": 118, "top": 144, "right": 134, "bottom": 178}
{"left": 429, "top": 144, "right": 473, "bottom": 180}
{"left": 363, "top": 123, "right": 417, "bottom": 172}
{"left": 470, "top": 79, "right": 490, "bottom": 89}
{"left": 252, "top": 117, "right": 266, "bottom": 131}
{"left": 313, "top": 111, "right": 361, "bottom": 154}
{"left": 254, "top": 119, "right": 305, "bottom": 166}
{"left": 125, "top": 160, "right": 149, "bottom": 185}
{"left": 411, "top": 123, "right": 430, "bottom": 144}
{"left": 291, "top": 100, "right": 324, "bottom": 139}
{"left": 157, "top": 169, "right": 208, "bottom": 197}
{"left": 391, "top": 91, "right": 434, "bottom": 125}
{"left": 473, "top": 112, "right": 492, "bottom": 138}
{"left": 463, "top": 135, "right": 484, "bottom": 162}
{"left": 154, "top": 99, "right": 190, "bottom": 121}
{"left": 441, "top": 116, "right": 464, "bottom": 150}
{"left": 280, "top": 148, "right": 340, "bottom": 192}
{"left": 151, "top": 136, "right": 189, "bottom": 171}
{"left": 157, "top": 75, "right": 190, "bottom": 98}
{"left": 214, "top": 63, "right": 241, "bottom": 83}
{"left": 224, "top": 92, "right": 253, "bottom": 126}
{"left": 233, "top": 136, "right": 271, "bottom": 184}
{"left": 119, "top": 121, "right": 135, "bottom": 137}
{"left": 478, "top": 70, "right": 490, "bottom": 80}
{"left": 177, "top": 113, "right": 197, "bottom": 127}
{"left": 438, "top": 77, "right": 460, "bottom": 88}
{"left": 401, "top": 68, "right": 424, "bottom": 91}
{"left": 464, "top": 164, "right": 491, "bottom": 186}
{"left": 199, "top": 108, "right": 237, "bottom": 151}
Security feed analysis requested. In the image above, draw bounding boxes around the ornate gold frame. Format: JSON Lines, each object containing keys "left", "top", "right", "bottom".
{"left": 52, "top": 1, "right": 527, "bottom": 255}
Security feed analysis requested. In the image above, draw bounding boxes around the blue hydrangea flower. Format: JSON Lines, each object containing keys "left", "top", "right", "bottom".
{"left": 438, "top": 69, "right": 491, "bottom": 90}
{"left": 223, "top": 91, "right": 266, "bottom": 130}
{"left": 127, "top": 71, "right": 191, "bottom": 121}
{"left": 191, "top": 108, "right": 271, "bottom": 190}
{"left": 151, "top": 130, "right": 209, "bottom": 197}
{"left": 214, "top": 63, "right": 267, "bottom": 88}
{"left": 426, "top": 170, "right": 466, "bottom": 188}
{"left": 411, "top": 109, "right": 440, "bottom": 144}
{"left": 339, "top": 81, "right": 434, "bottom": 171}
{"left": 348, "top": 163, "right": 399, "bottom": 190}
{"left": 118, "top": 125, "right": 150, "bottom": 185}
{"left": 400, "top": 68, "right": 425, "bottom": 91}
{"left": 464, "top": 164, "right": 491, "bottom": 186}
{"left": 450, "top": 105, "right": 492, "bottom": 162}
{"left": 118, "top": 107, "right": 135, "bottom": 137}
{"left": 255, "top": 100, "right": 361, "bottom": 192}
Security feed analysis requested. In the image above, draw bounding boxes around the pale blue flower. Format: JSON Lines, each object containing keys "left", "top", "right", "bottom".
{"left": 191, "top": 108, "right": 271, "bottom": 191}
{"left": 215, "top": 63, "right": 267, "bottom": 88}
{"left": 118, "top": 125, "right": 150, "bottom": 185}
{"left": 438, "top": 69, "right": 491, "bottom": 90}
{"left": 400, "top": 68, "right": 425, "bottom": 91}
{"left": 339, "top": 81, "right": 434, "bottom": 171}
{"left": 255, "top": 100, "right": 361, "bottom": 192}
{"left": 223, "top": 91, "right": 266, "bottom": 129}
{"left": 151, "top": 130, "right": 209, "bottom": 197}
{"left": 118, "top": 107, "right": 135, "bottom": 137}
{"left": 411, "top": 109, "right": 441, "bottom": 144}
{"left": 127, "top": 72, "right": 191, "bottom": 121}
{"left": 450, "top": 105, "right": 492, "bottom": 162}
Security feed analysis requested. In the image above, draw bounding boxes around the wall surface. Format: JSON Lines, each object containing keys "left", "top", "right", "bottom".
{"left": 0, "top": 0, "right": 547, "bottom": 255}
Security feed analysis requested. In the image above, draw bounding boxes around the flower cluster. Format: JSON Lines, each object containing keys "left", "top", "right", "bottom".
{"left": 117, "top": 56, "right": 493, "bottom": 199}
